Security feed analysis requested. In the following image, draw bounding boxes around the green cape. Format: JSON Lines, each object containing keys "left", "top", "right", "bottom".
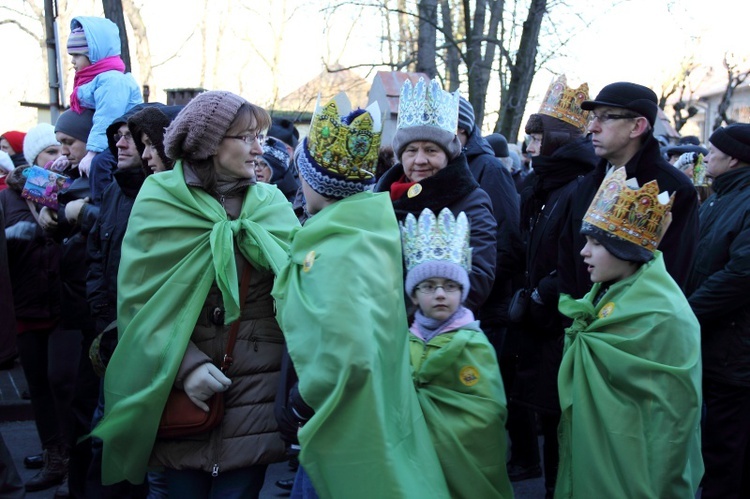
{"left": 556, "top": 252, "right": 703, "bottom": 498}
{"left": 272, "top": 191, "right": 450, "bottom": 498}
{"left": 91, "top": 161, "right": 299, "bottom": 484}
{"left": 409, "top": 324, "right": 513, "bottom": 499}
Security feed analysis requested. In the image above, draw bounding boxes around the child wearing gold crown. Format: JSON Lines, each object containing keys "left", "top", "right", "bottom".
{"left": 272, "top": 95, "right": 450, "bottom": 499}
{"left": 554, "top": 167, "right": 703, "bottom": 498}
{"left": 401, "top": 207, "right": 512, "bottom": 499}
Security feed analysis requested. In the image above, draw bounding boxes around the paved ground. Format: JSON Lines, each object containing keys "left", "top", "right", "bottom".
{"left": 1, "top": 358, "right": 547, "bottom": 498}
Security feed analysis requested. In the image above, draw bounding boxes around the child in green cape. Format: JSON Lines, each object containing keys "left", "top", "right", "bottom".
{"left": 556, "top": 167, "right": 703, "bottom": 498}
{"left": 401, "top": 207, "right": 513, "bottom": 499}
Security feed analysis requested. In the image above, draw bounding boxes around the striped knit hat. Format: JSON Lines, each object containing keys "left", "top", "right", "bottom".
{"left": 67, "top": 27, "right": 89, "bottom": 56}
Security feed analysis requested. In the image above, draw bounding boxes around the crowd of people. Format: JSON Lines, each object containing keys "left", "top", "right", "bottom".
{"left": 1, "top": 13, "right": 749, "bottom": 499}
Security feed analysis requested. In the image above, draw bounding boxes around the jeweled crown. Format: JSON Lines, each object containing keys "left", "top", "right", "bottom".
{"left": 307, "top": 95, "right": 382, "bottom": 180}
{"left": 583, "top": 167, "right": 674, "bottom": 252}
{"left": 538, "top": 75, "right": 590, "bottom": 132}
{"left": 396, "top": 77, "right": 459, "bottom": 134}
{"left": 401, "top": 208, "right": 471, "bottom": 273}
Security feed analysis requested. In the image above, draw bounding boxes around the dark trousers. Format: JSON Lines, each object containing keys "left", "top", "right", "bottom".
{"left": 701, "top": 378, "right": 750, "bottom": 499}
{"left": 164, "top": 466, "right": 267, "bottom": 499}
{"left": 16, "top": 326, "right": 79, "bottom": 449}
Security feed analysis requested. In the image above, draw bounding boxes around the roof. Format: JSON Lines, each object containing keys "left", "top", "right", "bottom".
{"left": 272, "top": 64, "right": 370, "bottom": 115}
{"left": 370, "top": 71, "right": 430, "bottom": 115}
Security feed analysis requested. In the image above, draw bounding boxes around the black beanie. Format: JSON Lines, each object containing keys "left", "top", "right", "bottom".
{"left": 580, "top": 223, "right": 653, "bottom": 263}
{"left": 54, "top": 109, "right": 94, "bottom": 143}
{"left": 485, "top": 133, "right": 509, "bottom": 158}
{"left": 524, "top": 113, "right": 582, "bottom": 156}
{"left": 709, "top": 124, "right": 750, "bottom": 164}
{"left": 268, "top": 118, "right": 299, "bottom": 149}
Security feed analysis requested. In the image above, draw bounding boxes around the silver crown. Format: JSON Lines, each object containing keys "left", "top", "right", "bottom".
{"left": 396, "top": 77, "right": 459, "bottom": 134}
{"left": 400, "top": 208, "right": 471, "bottom": 273}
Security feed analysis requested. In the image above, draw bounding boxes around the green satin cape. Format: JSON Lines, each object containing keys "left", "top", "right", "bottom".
{"left": 556, "top": 252, "right": 703, "bottom": 498}
{"left": 91, "top": 161, "right": 299, "bottom": 484}
{"left": 409, "top": 324, "right": 513, "bottom": 499}
{"left": 272, "top": 191, "right": 450, "bottom": 499}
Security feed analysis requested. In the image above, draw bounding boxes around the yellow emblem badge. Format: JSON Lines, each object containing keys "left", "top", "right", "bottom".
{"left": 303, "top": 251, "right": 315, "bottom": 272}
{"left": 459, "top": 366, "right": 479, "bottom": 387}
{"left": 407, "top": 183, "right": 422, "bottom": 198}
{"left": 598, "top": 302, "right": 615, "bottom": 319}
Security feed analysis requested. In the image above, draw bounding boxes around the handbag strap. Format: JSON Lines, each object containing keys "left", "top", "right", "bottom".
{"left": 220, "top": 262, "right": 252, "bottom": 372}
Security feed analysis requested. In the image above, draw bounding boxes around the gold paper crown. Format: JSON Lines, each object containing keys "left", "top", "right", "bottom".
{"left": 396, "top": 77, "right": 459, "bottom": 134}
{"left": 306, "top": 94, "right": 382, "bottom": 181}
{"left": 538, "top": 75, "right": 590, "bottom": 132}
{"left": 583, "top": 167, "right": 674, "bottom": 252}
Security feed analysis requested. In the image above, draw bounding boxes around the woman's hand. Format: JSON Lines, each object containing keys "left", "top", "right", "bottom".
{"left": 38, "top": 206, "right": 58, "bottom": 231}
{"left": 183, "top": 363, "right": 231, "bottom": 412}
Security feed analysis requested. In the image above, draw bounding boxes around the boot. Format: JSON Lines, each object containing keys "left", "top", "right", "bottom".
{"left": 25, "top": 445, "right": 68, "bottom": 492}
{"left": 54, "top": 473, "right": 70, "bottom": 498}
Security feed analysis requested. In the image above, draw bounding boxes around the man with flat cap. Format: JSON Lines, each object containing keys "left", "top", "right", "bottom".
{"left": 686, "top": 123, "right": 750, "bottom": 499}
{"left": 558, "top": 82, "right": 699, "bottom": 298}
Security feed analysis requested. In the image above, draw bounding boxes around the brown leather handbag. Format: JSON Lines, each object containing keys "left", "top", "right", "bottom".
{"left": 157, "top": 264, "right": 252, "bottom": 438}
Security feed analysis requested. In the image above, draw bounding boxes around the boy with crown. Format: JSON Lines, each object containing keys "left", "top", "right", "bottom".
{"left": 555, "top": 167, "right": 703, "bottom": 498}
{"left": 401, "top": 207, "right": 513, "bottom": 499}
{"left": 272, "top": 95, "right": 449, "bottom": 499}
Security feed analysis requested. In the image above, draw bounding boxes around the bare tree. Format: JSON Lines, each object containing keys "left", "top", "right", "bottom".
{"left": 416, "top": 0, "right": 438, "bottom": 77}
{"left": 101, "top": 0, "right": 131, "bottom": 72}
{"left": 122, "top": 0, "right": 151, "bottom": 88}
{"left": 713, "top": 53, "right": 750, "bottom": 130}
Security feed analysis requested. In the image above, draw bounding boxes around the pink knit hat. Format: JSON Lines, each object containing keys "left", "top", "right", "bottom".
{"left": 163, "top": 91, "right": 247, "bottom": 161}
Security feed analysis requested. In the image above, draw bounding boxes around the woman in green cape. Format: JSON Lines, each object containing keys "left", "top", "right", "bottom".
{"left": 91, "top": 91, "right": 300, "bottom": 498}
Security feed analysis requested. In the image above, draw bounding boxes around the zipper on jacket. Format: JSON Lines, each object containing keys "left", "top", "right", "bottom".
{"left": 211, "top": 463, "right": 219, "bottom": 477}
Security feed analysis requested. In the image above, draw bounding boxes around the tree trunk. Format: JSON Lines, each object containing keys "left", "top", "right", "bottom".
{"left": 122, "top": 0, "right": 151, "bottom": 87}
{"left": 440, "top": 0, "right": 459, "bottom": 91}
{"left": 101, "top": 0, "right": 131, "bottom": 72}
{"left": 417, "top": 0, "right": 438, "bottom": 78}
{"left": 496, "top": 0, "right": 546, "bottom": 142}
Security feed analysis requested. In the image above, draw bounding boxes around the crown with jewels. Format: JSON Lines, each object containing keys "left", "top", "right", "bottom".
{"left": 305, "top": 93, "right": 381, "bottom": 182}
{"left": 583, "top": 167, "right": 674, "bottom": 252}
{"left": 538, "top": 75, "right": 590, "bottom": 132}
{"left": 401, "top": 207, "right": 471, "bottom": 273}
{"left": 396, "top": 77, "right": 459, "bottom": 134}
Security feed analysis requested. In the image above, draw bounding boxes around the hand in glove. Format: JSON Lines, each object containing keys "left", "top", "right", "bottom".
{"left": 47, "top": 155, "right": 70, "bottom": 173}
{"left": 183, "top": 363, "right": 231, "bottom": 412}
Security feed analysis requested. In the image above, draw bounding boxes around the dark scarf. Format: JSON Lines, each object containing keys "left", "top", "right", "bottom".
{"left": 390, "top": 154, "right": 479, "bottom": 216}
{"left": 521, "top": 138, "right": 596, "bottom": 228}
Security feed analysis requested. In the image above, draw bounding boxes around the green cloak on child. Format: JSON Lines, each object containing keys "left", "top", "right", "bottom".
{"left": 272, "top": 191, "right": 450, "bottom": 499}
{"left": 556, "top": 252, "right": 703, "bottom": 498}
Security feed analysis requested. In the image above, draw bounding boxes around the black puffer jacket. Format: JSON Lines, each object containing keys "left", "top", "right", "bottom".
{"left": 512, "top": 137, "right": 597, "bottom": 412}
{"left": 558, "top": 134, "right": 700, "bottom": 298}
{"left": 463, "top": 127, "right": 522, "bottom": 331}
{"left": 0, "top": 187, "right": 61, "bottom": 320}
{"left": 687, "top": 166, "right": 750, "bottom": 386}
{"left": 376, "top": 153, "right": 497, "bottom": 312}
{"left": 86, "top": 167, "right": 145, "bottom": 333}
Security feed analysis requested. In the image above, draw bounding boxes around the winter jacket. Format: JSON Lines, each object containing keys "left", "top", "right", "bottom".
{"left": 463, "top": 127, "right": 522, "bottom": 331}
{"left": 687, "top": 166, "right": 750, "bottom": 386}
{"left": 558, "top": 134, "right": 699, "bottom": 299}
{"left": 0, "top": 187, "right": 61, "bottom": 321}
{"left": 512, "top": 137, "right": 597, "bottom": 412}
{"left": 86, "top": 167, "right": 144, "bottom": 334}
{"left": 71, "top": 16, "right": 142, "bottom": 153}
{"left": 0, "top": 204, "right": 17, "bottom": 363}
{"left": 376, "top": 154, "right": 497, "bottom": 312}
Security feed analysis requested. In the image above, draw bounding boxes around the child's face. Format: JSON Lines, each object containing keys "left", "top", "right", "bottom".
{"left": 70, "top": 54, "right": 91, "bottom": 72}
{"left": 410, "top": 278, "right": 462, "bottom": 321}
{"left": 580, "top": 236, "right": 639, "bottom": 284}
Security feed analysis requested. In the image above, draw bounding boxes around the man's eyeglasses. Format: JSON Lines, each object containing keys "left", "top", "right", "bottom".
{"left": 415, "top": 281, "right": 463, "bottom": 294}
{"left": 224, "top": 132, "right": 265, "bottom": 144}
{"left": 113, "top": 132, "right": 133, "bottom": 143}
{"left": 589, "top": 112, "right": 642, "bottom": 124}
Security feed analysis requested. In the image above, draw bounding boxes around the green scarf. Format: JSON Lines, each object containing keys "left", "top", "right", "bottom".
{"left": 409, "top": 325, "right": 513, "bottom": 499}
{"left": 272, "top": 191, "right": 450, "bottom": 498}
{"left": 556, "top": 252, "right": 703, "bottom": 498}
{"left": 91, "top": 161, "right": 299, "bottom": 484}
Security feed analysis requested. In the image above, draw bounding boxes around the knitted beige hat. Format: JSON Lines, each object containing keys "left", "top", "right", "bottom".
{"left": 164, "top": 90, "right": 247, "bottom": 161}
